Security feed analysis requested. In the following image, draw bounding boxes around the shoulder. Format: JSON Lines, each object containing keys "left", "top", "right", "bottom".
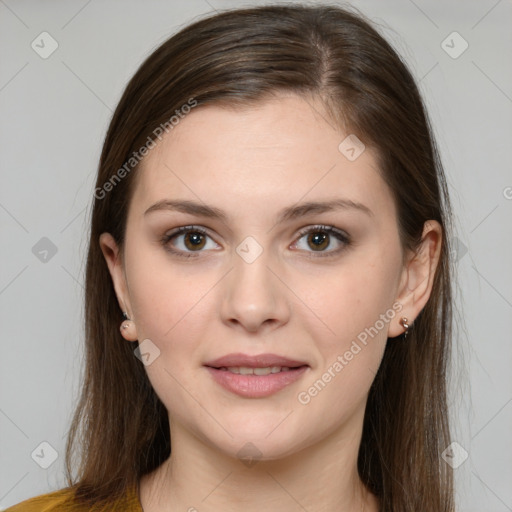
{"left": 2, "top": 488, "right": 80, "bottom": 512}
{"left": 3, "top": 483, "right": 141, "bottom": 511}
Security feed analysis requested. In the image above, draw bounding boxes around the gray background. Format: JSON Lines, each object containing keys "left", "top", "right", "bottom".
{"left": 1, "top": 0, "right": 511, "bottom": 510}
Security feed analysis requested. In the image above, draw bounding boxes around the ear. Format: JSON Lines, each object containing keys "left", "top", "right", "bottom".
{"left": 99, "top": 232, "right": 138, "bottom": 341}
{"left": 388, "top": 220, "right": 443, "bottom": 338}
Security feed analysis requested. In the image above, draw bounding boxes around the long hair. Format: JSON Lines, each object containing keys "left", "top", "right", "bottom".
{"left": 65, "top": 4, "right": 455, "bottom": 510}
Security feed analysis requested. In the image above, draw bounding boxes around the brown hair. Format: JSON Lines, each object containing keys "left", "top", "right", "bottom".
{"left": 65, "top": 4, "right": 455, "bottom": 511}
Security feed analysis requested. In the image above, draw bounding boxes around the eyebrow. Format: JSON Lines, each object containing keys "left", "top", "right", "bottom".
{"left": 144, "top": 198, "right": 373, "bottom": 222}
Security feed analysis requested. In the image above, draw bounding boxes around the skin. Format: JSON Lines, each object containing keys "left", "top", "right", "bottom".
{"left": 100, "top": 93, "right": 442, "bottom": 512}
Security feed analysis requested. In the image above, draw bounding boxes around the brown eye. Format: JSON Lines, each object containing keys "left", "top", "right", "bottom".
{"left": 307, "top": 231, "right": 329, "bottom": 251}
{"left": 183, "top": 232, "right": 206, "bottom": 251}
{"left": 162, "top": 226, "right": 218, "bottom": 257}
{"left": 292, "top": 225, "right": 350, "bottom": 257}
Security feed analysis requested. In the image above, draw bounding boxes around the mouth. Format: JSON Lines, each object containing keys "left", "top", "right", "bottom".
{"left": 203, "top": 352, "right": 309, "bottom": 370}
{"left": 208, "top": 365, "right": 308, "bottom": 375}
{"left": 203, "top": 353, "right": 309, "bottom": 398}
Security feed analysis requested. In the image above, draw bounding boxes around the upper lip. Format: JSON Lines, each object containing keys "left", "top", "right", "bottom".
{"left": 204, "top": 353, "right": 309, "bottom": 369}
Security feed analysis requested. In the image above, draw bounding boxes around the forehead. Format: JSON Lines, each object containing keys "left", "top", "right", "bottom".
{"left": 129, "top": 94, "right": 394, "bottom": 223}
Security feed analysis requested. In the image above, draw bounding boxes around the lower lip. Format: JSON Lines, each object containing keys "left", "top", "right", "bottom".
{"left": 205, "top": 366, "right": 309, "bottom": 398}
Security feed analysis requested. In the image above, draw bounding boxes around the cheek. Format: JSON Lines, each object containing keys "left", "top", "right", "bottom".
{"left": 292, "top": 264, "right": 395, "bottom": 424}
{"left": 125, "top": 258, "right": 214, "bottom": 412}
{"left": 288, "top": 254, "right": 401, "bottom": 418}
{"left": 293, "top": 256, "right": 401, "bottom": 351}
{"left": 125, "top": 241, "right": 218, "bottom": 342}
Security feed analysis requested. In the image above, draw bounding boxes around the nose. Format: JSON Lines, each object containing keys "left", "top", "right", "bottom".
{"left": 220, "top": 246, "right": 291, "bottom": 334}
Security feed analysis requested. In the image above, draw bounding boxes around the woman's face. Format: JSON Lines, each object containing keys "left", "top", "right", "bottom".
{"left": 102, "top": 93, "right": 412, "bottom": 460}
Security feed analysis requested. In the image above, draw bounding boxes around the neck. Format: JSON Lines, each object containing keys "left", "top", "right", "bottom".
{"left": 139, "top": 416, "right": 379, "bottom": 512}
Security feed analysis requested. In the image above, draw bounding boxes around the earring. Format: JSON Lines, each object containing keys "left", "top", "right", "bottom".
{"left": 121, "top": 311, "right": 130, "bottom": 330}
{"left": 400, "top": 317, "right": 410, "bottom": 338}
{"left": 120, "top": 311, "right": 136, "bottom": 340}
{"left": 121, "top": 320, "right": 132, "bottom": 331}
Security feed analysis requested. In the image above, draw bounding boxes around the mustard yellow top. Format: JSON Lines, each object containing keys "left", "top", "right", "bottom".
{"left": 3, "top": 482, "right": 143, "bottom": 511}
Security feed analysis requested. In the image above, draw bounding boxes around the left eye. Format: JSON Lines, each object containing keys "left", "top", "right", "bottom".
{"left": 292, "top": 225, "right": 350, "bottom": 255}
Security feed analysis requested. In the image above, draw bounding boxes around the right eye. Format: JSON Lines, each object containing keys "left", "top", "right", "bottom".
{"left": 161, "top": 226, "right": 220, "bottom": 257}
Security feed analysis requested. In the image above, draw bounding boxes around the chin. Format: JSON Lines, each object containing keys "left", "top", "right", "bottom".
{"left": 209, "top": 425, "right": 311, "bottom": 463}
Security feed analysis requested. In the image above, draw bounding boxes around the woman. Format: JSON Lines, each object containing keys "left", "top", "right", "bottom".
{"left": 7, "top": 4, "right": 455, "bottom": 511}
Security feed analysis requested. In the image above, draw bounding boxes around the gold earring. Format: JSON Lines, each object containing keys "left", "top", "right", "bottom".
{"left": 399, "top": 317, "right": 410, "bottom": 338}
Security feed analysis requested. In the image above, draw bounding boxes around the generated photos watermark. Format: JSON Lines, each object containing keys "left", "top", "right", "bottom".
{"left": 297, "top": 301, "right": 403, "bottom": 405}
{"left": 94, "top": 97, "right": 198, "bottom": 200}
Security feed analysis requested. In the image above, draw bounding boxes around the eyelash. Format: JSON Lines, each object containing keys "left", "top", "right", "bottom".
{"left": 160, "top": 224, "right": 351, "bottom": 259}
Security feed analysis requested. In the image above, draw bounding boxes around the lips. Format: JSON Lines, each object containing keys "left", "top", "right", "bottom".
{"left": 203, "top": 352, "right": 310, "bottom": 398}
{"left": 203, "top": 352, "right": 309, "bottom": 369}
{"left": 205, "top": 365, "right": 308, "bottom": 398}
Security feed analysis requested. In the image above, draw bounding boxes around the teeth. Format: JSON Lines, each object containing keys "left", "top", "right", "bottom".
{"left": 223, "top": 366, "right": 292, "bottom": 375}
